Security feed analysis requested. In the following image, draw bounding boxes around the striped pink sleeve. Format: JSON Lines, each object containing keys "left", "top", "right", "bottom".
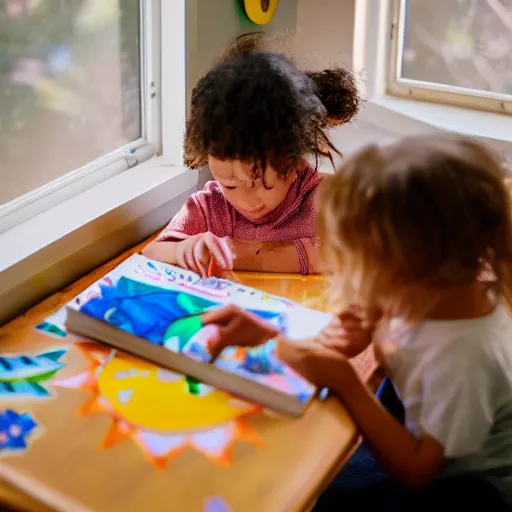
{"left": 157, "top": 195, "right": 208, "bottom": 242}
{"left": 293, "top": 237, "right": 320, "bottom": 275}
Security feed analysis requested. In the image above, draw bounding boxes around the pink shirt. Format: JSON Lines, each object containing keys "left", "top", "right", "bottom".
{"left": 158, "top": 162, "right": 323, "bottom": 274}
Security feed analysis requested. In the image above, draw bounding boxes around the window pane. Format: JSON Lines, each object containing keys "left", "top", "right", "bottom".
{"left": 0, "top": 0, "right": 141, "bottom": 206}
{"left": 400, "top": 0, "right": 512, "bottom": 95}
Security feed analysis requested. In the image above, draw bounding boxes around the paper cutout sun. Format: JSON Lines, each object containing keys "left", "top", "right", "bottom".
{"left": 54, "top": 343, "right": 263, "bottom": 468}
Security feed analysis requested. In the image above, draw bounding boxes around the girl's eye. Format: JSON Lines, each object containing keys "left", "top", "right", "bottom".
{"left": 223, "top": 185, "right": 237, "bottom": 190}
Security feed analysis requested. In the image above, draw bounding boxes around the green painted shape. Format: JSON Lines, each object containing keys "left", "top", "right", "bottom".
{"left": 234, "top": 0, "right": 255, "bottom": 25}
{"left": 36, "top": 322, "right": 67, "bottom": 338}
{"left": 27, "top": 382, "right": 47, "bottom": 395}
{"left": 3, "top": 368, "right": 61, "bottom": 384}
{"left": 163, "top": 315, "right": 203, "bottom": 351}
{"left": 176, "top": 293, "right": 217, "bottom": 316}
{"left": 39, "top": 350, "right": 66, "bottom": 363}
{"left": 185, "top": 376, "right": 202, "bottom": 395}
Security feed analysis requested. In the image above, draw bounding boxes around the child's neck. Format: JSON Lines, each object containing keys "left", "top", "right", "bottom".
{"left": 426, "top": 281, "right": 496, "bottom": 321}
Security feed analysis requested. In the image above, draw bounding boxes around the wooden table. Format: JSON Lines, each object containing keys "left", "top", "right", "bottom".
{"left": 0, "top": 240, "right": 370, "bottom": 512}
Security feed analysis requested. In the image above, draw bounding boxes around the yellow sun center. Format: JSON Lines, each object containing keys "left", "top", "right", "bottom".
{"left": 97, "top": 353, "right": 251, "bottom": 432}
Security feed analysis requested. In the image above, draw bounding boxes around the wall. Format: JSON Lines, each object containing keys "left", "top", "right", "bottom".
{"left": 186, "top": 0, "right": 298, "bottom": 107}
{"left": 296, "top": 0, "right": 396, "bottom": 171}
{"left": 295, "top": 0, "right": 355, "bottom": 71}
{"left": 316, "top": 120, "right": 397, "bottom": 173}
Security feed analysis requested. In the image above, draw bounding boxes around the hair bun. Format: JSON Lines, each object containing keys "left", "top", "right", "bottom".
{"left": 223, "top": 33, "right": 361, "bottom": 127}
{"left": 306, "top": 68, "right": 361, "bottom": 127}
{"left": 223, "top": 32, "right": 266, "bottom": 57}
{"left": 221, "top": 31, "right": 295, "bottom": 59}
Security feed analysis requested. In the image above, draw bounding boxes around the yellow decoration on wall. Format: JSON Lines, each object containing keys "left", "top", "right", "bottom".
{"left": 243, "top": 0, "right": 279, "bottom": 25}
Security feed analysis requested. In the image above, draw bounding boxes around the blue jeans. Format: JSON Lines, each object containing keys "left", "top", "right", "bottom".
{"left": 313, "top": 378, "right": 509, "bottom": 511}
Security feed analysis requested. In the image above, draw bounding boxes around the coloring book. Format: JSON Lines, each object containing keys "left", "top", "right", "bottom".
{"left": 39, "top": 254, "right": 332, "bottom": 415}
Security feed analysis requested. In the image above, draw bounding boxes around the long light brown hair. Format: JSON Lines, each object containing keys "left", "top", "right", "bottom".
{"left": 318, "top": 134, "right": 512, "bottom": 318}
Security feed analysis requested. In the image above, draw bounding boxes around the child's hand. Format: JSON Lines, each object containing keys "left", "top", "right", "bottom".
{"left": 318, "top": 306, "right": 378, "bottom": 358}
{"left": 176, "top": 232, "right": 234, "bottom": 277}
{"left": 202, "top": 305, "right": 355, "bottom": 390}
{"left": 276, "top": 336, "right": 352, "bottom": 390}
{"left": 202, "top": 305, "right": 280, "bottom": 359}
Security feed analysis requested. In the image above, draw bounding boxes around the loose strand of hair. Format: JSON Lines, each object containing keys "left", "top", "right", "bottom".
{"left": 316, "top": 128, "right": 343, "bottom": 172}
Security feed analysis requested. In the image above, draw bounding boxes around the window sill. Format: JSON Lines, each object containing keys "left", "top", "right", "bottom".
{"left": 360, "top": 95, "right": 512, "bottom": 153}
{"left": 0, "top": 158, "right": 197, "bottom": 324}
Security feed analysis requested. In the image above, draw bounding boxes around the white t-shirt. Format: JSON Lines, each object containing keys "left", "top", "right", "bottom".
{"left": 376, "top": 304, "right": 512, "bottom": 504}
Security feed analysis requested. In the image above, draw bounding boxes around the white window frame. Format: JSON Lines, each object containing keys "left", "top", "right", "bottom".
{"left": 353, "top": 0, "right": 512, "bottom": 156}
{"left": 387, "top": 0, "right": 512, "bottom": 116}
{"left": 0, "top": 0, "right": 196, "bottom": 324}
{"left": 0, "top": 0, "right": 163, "bottom": 233}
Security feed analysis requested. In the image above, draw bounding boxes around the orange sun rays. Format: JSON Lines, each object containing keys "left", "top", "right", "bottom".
{"left": 53, "top": 343, "right": 263, "bottom": 469}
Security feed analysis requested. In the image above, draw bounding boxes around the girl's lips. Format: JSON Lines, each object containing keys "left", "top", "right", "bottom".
{"left": 241, "top": 207, "right": 266, "bottom": 218}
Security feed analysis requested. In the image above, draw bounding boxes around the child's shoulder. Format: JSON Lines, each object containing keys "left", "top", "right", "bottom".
{"left": 201, "top": 180, "right": 223, "bottom": 194}
{"left": 189, "top": 180, "right": 227, "bottom": 205}
{"left": 186, "top": 181, "right": 232, "bottom": 219}
{"left": 417, "top": 305, "right": 512, "bottom": 376}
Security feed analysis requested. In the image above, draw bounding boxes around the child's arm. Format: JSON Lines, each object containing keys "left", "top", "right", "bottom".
{"left": 142, "top": 194, "right": 232, "bottom": 276}
{"left": 327, "top": 364, "right": 446, "bottom": 489}
{"left": 203, "top": 307, "right": 496, "bottom": 491}
{"left": 202, "top": 306, "right": 445, "bottom": 489}
{"left": 278, "top": 333, "right": 494, "bottom": 490}
{"left": 143, "top": 233, "right": 233, "bottom": 277}
{"left": 142, "top": 236, "right": 318, "bottom": 275}
{"left": 142, "top": 193, "right": 209, "bottom": 271}
{"left": 142, "top": 240, "right": 179, "bottom": 266}
{"left": 232, "top": 238, "right": 320, "bottom": 275}
{"left": 274, "top": 337, "right": 447, "bottom": 489}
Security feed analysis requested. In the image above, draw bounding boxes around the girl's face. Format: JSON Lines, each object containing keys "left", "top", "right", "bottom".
{"left": 208, "top": 156, "right": 296, "bottom": 221}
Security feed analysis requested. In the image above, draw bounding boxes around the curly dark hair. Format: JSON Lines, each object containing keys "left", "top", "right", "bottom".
{"left": 184, "top": 49, "right": 360, "bottom": 178}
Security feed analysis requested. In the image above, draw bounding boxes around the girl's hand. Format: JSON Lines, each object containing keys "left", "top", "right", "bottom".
{"left": 318, "top": 306, "right": 379, "bottom": 358}
{"left": 276, "top": 336, "right": 353, "bottom": 390}
{"left": 175, "top": 232, "right": 234, "bottom": 277}
{"left": 202, "top": 305, "right": 279, "bottom": 358}
{"left": 202, "top": 305, "right": 355, "bottom": 390}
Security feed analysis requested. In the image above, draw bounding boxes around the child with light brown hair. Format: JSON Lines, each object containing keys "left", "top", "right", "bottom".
{"left": 203, "top": 134, "right": 512, "bottom": 509}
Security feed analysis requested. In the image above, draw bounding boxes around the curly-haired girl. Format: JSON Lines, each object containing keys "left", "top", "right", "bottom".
{"left": 143, "top": 46, "right": 360, "bottom": 276}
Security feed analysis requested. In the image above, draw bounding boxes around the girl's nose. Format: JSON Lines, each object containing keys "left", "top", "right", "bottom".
{"left": 241, "top": 200, "right": 264, "bottom": 214}
{"left": 243, "top": 197, "right": 263, "bottom": 210}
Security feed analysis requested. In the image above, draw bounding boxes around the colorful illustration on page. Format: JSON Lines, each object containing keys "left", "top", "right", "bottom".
{"left": 35, "top": 254, "right": 294, "bottom": 341}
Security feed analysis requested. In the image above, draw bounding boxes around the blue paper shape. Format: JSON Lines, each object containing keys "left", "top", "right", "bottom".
{"left": 0, "top": 409, "right": 38, "bottom": 452}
